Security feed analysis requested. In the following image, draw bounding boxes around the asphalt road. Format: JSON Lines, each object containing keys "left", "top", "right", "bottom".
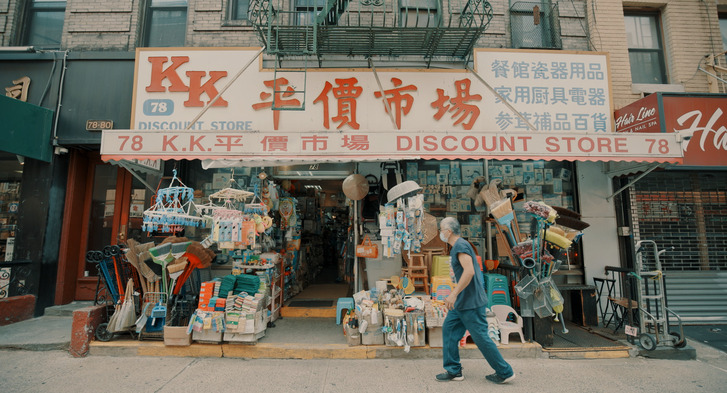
{"left": 1, "top": 340, "right": 726, "bottom": 393}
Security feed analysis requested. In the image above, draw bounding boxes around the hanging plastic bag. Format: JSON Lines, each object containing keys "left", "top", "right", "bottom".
{"left": 356, "top": 235, "right": 379, "bottom": 258}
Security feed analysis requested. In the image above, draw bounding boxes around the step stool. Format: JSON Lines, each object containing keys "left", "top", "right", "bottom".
{"left": 336, "top": 297, "right": 354, "bottom": 325}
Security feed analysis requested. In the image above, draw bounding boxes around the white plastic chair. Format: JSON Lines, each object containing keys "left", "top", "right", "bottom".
{"left": 491, "top": 305, "right": 525, "bottom": 344}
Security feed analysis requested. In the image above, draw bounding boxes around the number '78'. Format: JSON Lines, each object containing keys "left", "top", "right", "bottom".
{"left": 118, "top": 135, "right": 143, "bottom": 151}
{"left": 645, "top": 138, "right": 669, "bottom": 154}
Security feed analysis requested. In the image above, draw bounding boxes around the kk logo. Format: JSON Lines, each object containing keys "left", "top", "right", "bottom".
{"left": 145, "top": 56, "right": 228, "bottom": 107}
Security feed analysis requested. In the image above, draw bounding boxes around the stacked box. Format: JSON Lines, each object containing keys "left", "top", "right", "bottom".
{"left": 164, "top": 326, "right": 192, "bottom": 346}
{"left": 428, "top": 327, "right": 443, "bottom": 347}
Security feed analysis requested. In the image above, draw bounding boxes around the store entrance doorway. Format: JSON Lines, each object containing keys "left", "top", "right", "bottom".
{"left": 283, "top": 179, "right": 353, "bottom": 313}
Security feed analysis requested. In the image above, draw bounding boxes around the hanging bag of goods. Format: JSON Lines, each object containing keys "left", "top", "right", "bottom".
{"left": 356, "top": 235, "right": 379, "bottom": 259}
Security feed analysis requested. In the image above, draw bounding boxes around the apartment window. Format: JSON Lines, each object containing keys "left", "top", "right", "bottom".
{"left": 295, "top": 0, "right": 325, "bottom": 25}
{"left": 230, "top": 0, "right": 250, "bottom": 21}
{"left": 509, "top": 1, "right": 561, "bottom": 49}
{"left": 624, "top": 13, "right": 667, "bottom": 84}
{"left": 143, "top": 0, "right": 188, "bottom": 47}
{"left": 399, "top": 0, "right": 440, "bottom": 28}
{"left": 24, "top": 0, "right": 66, "bottom": 48}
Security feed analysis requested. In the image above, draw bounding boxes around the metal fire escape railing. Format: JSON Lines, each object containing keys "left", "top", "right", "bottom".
{"left": 249, "top": 0, "right": 493, "bottom": 59}
{"left": 248, "top": 0, "right": 493, "bottom": 109}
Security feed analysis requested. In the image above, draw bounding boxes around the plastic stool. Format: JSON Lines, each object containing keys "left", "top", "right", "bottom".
{"left": 336, "top": 297, "right": 355, "bottom": 325}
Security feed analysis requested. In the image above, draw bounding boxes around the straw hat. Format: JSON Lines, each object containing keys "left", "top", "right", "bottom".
{"left": 342, "top": 174, "right": 369, "bottom": 201}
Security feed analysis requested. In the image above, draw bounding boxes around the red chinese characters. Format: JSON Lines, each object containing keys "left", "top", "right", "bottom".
{"left": 261, "top": 136, "right": 289, "bottom": 152}
{"left": 341, "top": 135, "right": 369, "bottom": 151}
{"left": 252, "top": 78, "right": 302, "bottom": 130}
{"left": 314, "top": 78, "right": 363, "bottom": 130}
{"left": 373, "top": 78, "right": 417, "bottom": 130}
{"left": 431, "top": 79, "right": 482, "bottom": 130}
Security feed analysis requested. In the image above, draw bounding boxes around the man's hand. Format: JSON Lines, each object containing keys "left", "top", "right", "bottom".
{"left": 445, "top": 293, "right": 457, "bottom": 310}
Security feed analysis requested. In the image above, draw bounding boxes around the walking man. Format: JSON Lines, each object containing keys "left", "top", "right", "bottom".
{"left": 436, "top": 216, "right": 515, "bottom": 384}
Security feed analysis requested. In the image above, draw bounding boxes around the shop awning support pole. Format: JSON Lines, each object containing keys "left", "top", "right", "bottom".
{"left": 465, "top": 65, "right": 537, "bottom": 131}
{"left": 353, "top": 199, "right": 359, "bottom": 293}
{"left": 185, "top": 47, "right": 265, "bottom": 130}
{"left": 117, "top": 161, "right": 157, "bottom": 193}
{"left": 606, "top": 163, "right": 661, "bottom": 202}
{"left": 369, "top": 58, "right": 400, "bottom": 130}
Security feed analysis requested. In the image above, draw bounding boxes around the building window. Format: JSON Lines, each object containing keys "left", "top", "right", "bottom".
{"left": 399, "top": 0, "right": 440, "bottom": 28}
{"left": 295, "top": 0, "right": 325, "bottom": 26}
{"left": 509, "top": 1, "right": 561, "bottom": 49}
{"left": 624, "top": 13, "right": 667, "bottom": 84}
{"left": 230, "top": 0, "right": 251, "bottom": 21}
{"left": 143, "top": 0, "right": 188, "bottom": 47}
{"left": 24, "top": 0, "right": 66, "bottom": 48}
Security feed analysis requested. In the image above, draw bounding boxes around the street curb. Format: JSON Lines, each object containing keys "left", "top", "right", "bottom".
{"left": 88, "top": 340, "right": 544, "bottom": 360}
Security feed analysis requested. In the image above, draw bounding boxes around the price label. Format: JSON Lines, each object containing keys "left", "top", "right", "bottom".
{"left": 624, "top": 324, "right": 639, "bottom": 337}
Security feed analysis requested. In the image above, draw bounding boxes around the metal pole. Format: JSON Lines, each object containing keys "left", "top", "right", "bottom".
{"left": 185, "top": 47, "right": 265, "bottom": 130}
{"left": 465, "top": 65, "right": 537, "bottom": 131}
{"left": 369, "top": 58, "right": 400, "bottom": 130}
{"left": 353, "top": 199, "right": 359, "bottom": 293}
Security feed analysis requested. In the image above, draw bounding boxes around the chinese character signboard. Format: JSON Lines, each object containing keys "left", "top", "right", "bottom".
{"left": 101, "top": 47, "right": 685, "bottom": 162}
{"left": 615, "top": 93, "right": 727, "bottom": 166}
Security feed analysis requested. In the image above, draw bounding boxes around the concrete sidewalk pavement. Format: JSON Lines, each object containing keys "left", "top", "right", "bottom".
{"left": 1, "top": 346, "right": 726, "bottom": 393}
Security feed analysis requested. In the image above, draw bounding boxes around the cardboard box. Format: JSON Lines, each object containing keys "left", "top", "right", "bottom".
{"left": 345, "top": 324, "right": 361, "bottom": 346}
{"left": 105, "top": 189, "right": 116, "bottom": 201}
{"left": 224, "top": 330, "right": 265, "bottom": 343}
{"left": 428, "top": 327, "right": 443, "bottom": 347}
{"left": 192, "top": 329, "right": 223, "bottom": 343}
{"left": 361, "top": 325, "right": 384, "bottom": 345}
{"left": 164, "top": 326, "right": 192, "bottom": 346}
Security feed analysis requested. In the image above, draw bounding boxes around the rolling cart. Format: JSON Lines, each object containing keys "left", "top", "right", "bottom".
{"left": 633, "top": 240, "right": 686, "bottom": 351}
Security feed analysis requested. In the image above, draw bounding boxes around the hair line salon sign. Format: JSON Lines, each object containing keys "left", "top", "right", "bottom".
{"left": 614, "top": 93, "right": 727, "bottom": 166}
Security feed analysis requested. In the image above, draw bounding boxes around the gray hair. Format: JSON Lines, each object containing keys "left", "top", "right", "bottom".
{"left": 440, "top": 217, "right": 460, "bottom": 235}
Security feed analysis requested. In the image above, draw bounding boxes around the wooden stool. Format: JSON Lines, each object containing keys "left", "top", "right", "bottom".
{"left": 402, "top": 253, "right": 429, "bottom": 294}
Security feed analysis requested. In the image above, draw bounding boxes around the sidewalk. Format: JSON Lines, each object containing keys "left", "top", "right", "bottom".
{"left": 0, "top": 301, "right": 700, "bottom": 361}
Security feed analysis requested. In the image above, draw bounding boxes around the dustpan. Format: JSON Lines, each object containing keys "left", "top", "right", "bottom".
{"left": 146, "top": 303, "right": 167, "bottom": 333}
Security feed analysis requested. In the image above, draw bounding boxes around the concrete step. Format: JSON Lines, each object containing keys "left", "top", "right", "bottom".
{"left": 44, "top": 301, "right": 95, "bottom": 317}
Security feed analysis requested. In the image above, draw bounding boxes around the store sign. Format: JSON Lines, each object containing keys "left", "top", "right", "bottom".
{"left": 128, "top": 48, "right": 612, "bottom": 134}
{"left": 4, "top": 76, "right": 30, "bottom": 102}
{"left": 615, "top": 94, "right": 727, "bottom": 166}
{"left": 101, "top": 130, "right": 682, "bottom": 162}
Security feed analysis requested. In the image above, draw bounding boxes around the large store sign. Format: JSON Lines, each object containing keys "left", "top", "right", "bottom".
{"left": 615, "top": 93, "right": 727, "bottom": 166}
{"left": 101, "top": 130, "right": 682, "bottom": 162}
{"left": 101, "top": 47, "right": 686, "bottom": 162}
{"left": 128, "top": 48, "right": 612, "bottom": 133}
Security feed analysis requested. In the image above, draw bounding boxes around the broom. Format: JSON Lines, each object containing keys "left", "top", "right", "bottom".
{"left": 489, "top": 198, "right": 519, "bottom": 247}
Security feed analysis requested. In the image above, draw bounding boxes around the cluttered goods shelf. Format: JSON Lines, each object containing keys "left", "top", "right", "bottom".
{"left": 552, "top": 268, "right": 584, "bottom": 276}
{"left": 237, "top": 264, "right": 274, "bottom": 270}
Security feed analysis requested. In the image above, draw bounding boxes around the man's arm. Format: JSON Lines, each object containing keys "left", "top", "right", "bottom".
{"left": 445, "top": 252, "right": 475, "bottom": 309}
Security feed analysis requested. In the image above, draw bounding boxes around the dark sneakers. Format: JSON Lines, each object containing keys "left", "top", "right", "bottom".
{"left": 486, "top": 373, "right": 516, "bottom": 384}
{"left": 435, "top": 371, "right": 464, "bottom": 382}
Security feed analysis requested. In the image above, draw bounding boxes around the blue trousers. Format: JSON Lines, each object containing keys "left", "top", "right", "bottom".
{"left": 442, "top": 307, "right": 514, "bottom": 378}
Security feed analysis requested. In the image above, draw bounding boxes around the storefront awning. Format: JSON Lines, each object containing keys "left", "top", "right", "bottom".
{"left": 100, "top": 130, "right": 685, "bottom": 166}
{"left": 0, "top": 95, "right": 54, "bottom": 162}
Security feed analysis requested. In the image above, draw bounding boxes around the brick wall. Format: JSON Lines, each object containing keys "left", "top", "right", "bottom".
{"left": 0, "top": 0, "right": 22, "bottom": 46}
{"left": 588, "top": 0, "right": 722, "bottom": 110}
{"left": 629, "top": 172, "right": 727, "bottom": 272}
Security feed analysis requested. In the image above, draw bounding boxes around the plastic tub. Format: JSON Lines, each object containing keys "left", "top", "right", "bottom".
{"left": 515, "top": 274, "right": 538, "bottom": 297}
